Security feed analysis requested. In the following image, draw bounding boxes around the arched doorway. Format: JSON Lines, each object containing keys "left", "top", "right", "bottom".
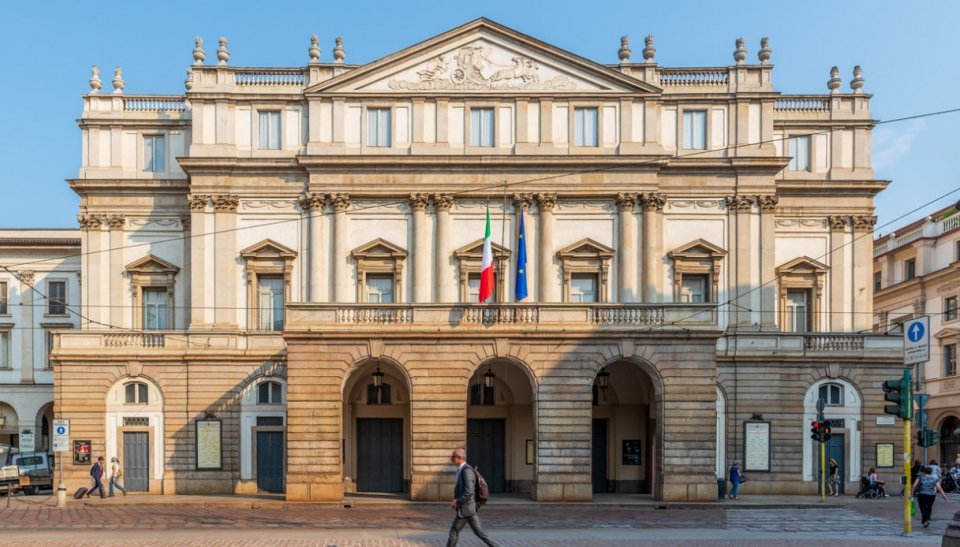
{"left": 802, "top": 379, "right": 862, "bottom": 493}
{"left": 940, "top": 416, "right": 960, "bottom": 466}
{"left": 239, "top": 376, "right": 287, "bottom": 493}
{"left": 0, "top": 402, "right": 19, "bottom": 447}
{"left": 105, "top": 377, "right": 164, "bottom": 493}
{"left": 36, "top": 403, "right": 54, "bottom": 453}
{"left": 342, "top": 358, "right": 410, "bottom": 494}
{"left": 591, "top": 360, "right": 660, "bottom": 496}
{"left": 466, "top": 359, "right": 536, "bottom": 498}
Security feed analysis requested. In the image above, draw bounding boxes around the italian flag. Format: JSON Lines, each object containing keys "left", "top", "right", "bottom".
{"left": 479, "top": 208, "right": 494, "bottom": 303}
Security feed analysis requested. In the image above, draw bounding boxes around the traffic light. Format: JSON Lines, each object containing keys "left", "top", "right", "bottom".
{"left": 918, "top": 428, "right": 940, "bottom": 448}
{"left": 810, "top": 420, "right": 822, "bottom": 441}
{"left": 821, "top": 423, "right": 832, "bottom": 442}
{"left": 882, "top": 369, "right": 913, "bottom": 419}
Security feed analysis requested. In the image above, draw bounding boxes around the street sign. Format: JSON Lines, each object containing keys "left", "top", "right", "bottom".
{"left": 904, "top": 316, "right": 930, "bottom": 365}
{"left": 52, "top": 419, "right": 70, "bottom": 453}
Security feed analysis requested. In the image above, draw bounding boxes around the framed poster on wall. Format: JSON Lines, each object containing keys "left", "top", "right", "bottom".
{"left": 73, "top": 440, "right": 91, "bottom": 465}
{"left": 743, "top": 421, "right": 771, "bottom": 472}
{"left": 876, "top": 443, "right": 894, "bottom": 468}
{"left": 195, "top": 419, "right": 223, "bottom": 470}
{"left": 622, "top": 440, "right": 642, "bottom": 465}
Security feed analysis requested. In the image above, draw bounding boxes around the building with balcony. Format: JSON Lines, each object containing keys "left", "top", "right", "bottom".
{"left": 0, "top": 230, "right": 80, "bottom": 452}
{"left": 874, "top": 205, "right": 960, "bottom": 464}
{"left": 53, "top": 19, "right": 902, "bottom": 501}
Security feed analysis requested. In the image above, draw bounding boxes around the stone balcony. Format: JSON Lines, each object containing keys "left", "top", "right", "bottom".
{"left": 53, "top": 330, "right": 286, "bottom": 359}
{"left": 716, "top": 332, "right": 902, "bottom": 361}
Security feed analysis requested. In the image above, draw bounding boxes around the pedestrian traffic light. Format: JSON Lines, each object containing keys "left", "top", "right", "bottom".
{"left": 810, "top": 420, "right": 821, "bottom": 441}
{"left": 821, "top": 423, "right": 832, "bottom": 442}
{"left": 882, "top": 369, "right": 913, "bottom": 419}
{"left": 918, "top": 428, "right": 940, "bottom": 448}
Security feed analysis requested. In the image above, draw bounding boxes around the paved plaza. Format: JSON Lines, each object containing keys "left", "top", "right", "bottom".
{"left": 0, "top": 493, "right": 954, "bottom": 545}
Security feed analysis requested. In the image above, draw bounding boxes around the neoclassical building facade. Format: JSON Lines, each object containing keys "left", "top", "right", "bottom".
{"left": 53, "top": 19, "right": 903, "bottom": 501}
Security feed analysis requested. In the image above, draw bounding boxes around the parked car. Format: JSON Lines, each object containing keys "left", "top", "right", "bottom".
{"left": 0, "top": 445, "right": 20, "bottom": 494}
{"left": 0, "top": 447, "right": 53, "bottom": 495}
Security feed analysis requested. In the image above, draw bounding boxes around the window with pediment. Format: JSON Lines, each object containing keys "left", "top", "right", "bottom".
{"left": 454, "top": 239, "right": 511, "bottom": 303}
{"left": 776, "top": 256, "right": 828, "bottom": 332}
{"left": 351, "top": 239, "right": 407, "bottom": 304}
{"left": 240, "top": 240, "right": 297, "bottom": 331}
{"left": 557, "top": 239, "right": 614, "bottom": 303}
{"left": 126, "top": 255, "right": 180, "bottom": 330}
{"left": 668, "top": 239, "right": 726, "bottom": 304}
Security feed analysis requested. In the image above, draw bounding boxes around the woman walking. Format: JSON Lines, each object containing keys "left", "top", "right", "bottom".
{"left": 913, "top": 466, "right": 949, "bottom": 528}
{"left": 828, "top": 458, "right": 840, "bottom": 496}
{"left": 108, "top": 457, "right": 126, "bottom": 497}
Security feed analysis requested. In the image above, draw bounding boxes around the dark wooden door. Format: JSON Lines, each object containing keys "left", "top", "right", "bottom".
{"left": 817, "top": 433, "right": 846, "bottom": 495}
{"left": 592, "top": 419, "right": 608, "bottom": 493}
{"left": 356, "top": 418, "right": 403, "bottom": 492}
{"left": 123, "top": 431, "right": 149, "bottom": 492}
{"left": 256, "top": 431, "right": 285, "bottom": 493}
{"left": 467, "top": 419, "right": 506, "bottom": 493}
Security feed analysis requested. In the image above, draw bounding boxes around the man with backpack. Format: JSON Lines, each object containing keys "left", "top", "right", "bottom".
{"left": 446, "top": 447, "right": 497, "bottom": 546}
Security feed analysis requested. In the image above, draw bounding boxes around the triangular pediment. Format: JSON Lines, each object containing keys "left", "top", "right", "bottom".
{"left": 454, "top": 238, "right": 511, "bottom": 259}
{"left": 776, "top": 256, "right": 829, "bottom": 275}
{"left": 668, "top": 239, "right": 727, "bottom": 260}
{"left": 125, "top": 254, "right": 180, "bottom": 274}
{"left": 240, "top": 239, "right": 298, "bottom": 259}
{"left": 557, "top": 238, "right": 614, "bottom": 259}
{"left": 351, "top": 238, "right": 407, "bottom": 259}
{"left": 935, "top": 328, "right": 960, "bottom": 340}
{"left": 307, "top": 18, "right": 660, "bottom": 95}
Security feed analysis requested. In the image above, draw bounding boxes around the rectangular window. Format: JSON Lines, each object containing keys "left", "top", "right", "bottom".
{"left": 47, "top": 281, "right": 66, "bottom": 315}
{"left": 947, "top": 297, "right": 959, "bottom": 322}
{"left": 467, "top": 274, "right": 481, "bottom": 303}
{"left": 368, "top": 108, "right": 391, "bottom": 147}
{"left": 258, "top": 111, "right": 282, "bottom": 150}
{"left": 574, "top": 107, "right": 599, "bottom": 147}
{"left": 945, "top": 344, "right": 957, "bottom": 377}
{"left": 682, "top": 110, "right": 707, "bottom": 150}
{"left": 366, "top": 275, "right": 394, "bottom": 303}
{"left": 45, "top": 330, "right": 53, "bottom": 369}
{"left": 0, "top": 281, "right": 6, "bottom": 314}
{"left": 0, "top": 330, "right": 8, "bottom": 368}
{"left": 142, "top": 288, "right": 168, "bottom": 330}
{"left": 788, "top": 136, "right": 811, "bottom": 171}
{"left": 257, "top": 275, "right": 284, "bottom": 331}
{"left": 905, "top": 258, "right": 916, "bottom": 280}
{"left": 874, "top": 271, "right": 882, "bottom": 292}
{"left": 785, "top": 289, "right": 810, "bottom": 332}
{"left": 470, "top": 108, "right": 495, "bottom": 147}
{"left": 569, "top": 273, "right": 598, "bottom": 303}
{"left": 144, "top": 135, "right": 165, "bottom": 172}
{"left": 680, "top": 274, "right": 708, "bottom": 303}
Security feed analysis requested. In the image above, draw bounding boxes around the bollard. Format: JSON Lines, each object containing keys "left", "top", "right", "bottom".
{"left": 944, "top": 510, "right": 960, "bottom": 546}
{"left": 56, "top": 484, "right": 66, "bottom": 508}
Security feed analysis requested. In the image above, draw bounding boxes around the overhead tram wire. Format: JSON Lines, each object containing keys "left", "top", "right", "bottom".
{"left": 7, "top": 105, "right": 960, "bottom": 271}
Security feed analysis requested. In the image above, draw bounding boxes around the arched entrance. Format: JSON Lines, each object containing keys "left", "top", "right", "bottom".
{"left": 35, "top": 403, "right": 54, "bottom": 453}
{"left": 466, "top": 358, "right": 536, "bottom": 498}
{"left": 591, "top": 360, "right": 660, "bottom": 496}
{"left": 239, "top": 376, "right": 287, "bottom": 493}
{"left": 940, "top": 416, "right": 960, "bottom": 465}
{"left": 0, "top": 402, "right": 19, "bottom": 447}
{"left": 342, "top": 358, "right": 410, "bottom": 495}
{"left": 803, "top": 379, "right": 862, "bottom": 493}
{"left": 105, "top": 377, "right": 164, "bottom": 493}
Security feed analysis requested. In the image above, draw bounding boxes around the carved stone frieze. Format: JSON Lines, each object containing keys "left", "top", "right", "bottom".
{"left": 615, "top": 192, "right": 639, "bottom": 212}
{"left": 188, "top": 194, "right": 210, "bottom": 212}
{"left": 107, "top": 214, "right": 126, "bottom": 230}
{"left": 18, "top": 270, "right": 34, "bottom": 286}
{"left": 243, "top": 199, "right": 296, "bottom": 210}
{"left": 776, "top": 218, "right": 828, "bottom": 229}
{"left": 758, "top": 194, "right": 779, "bottom": 211}
{"left": 409, "top": 193, "right": 430, "bottom": 211}
{"left": 725, "top": 195, "right": 755, "bottom": 211}
{"left": 213, "top": 195, "right": 240, "bottom": 212}
{"left": 329, "top": 193, "right": 351, "bottom": 212}
{"left": 853, "top": 215, "right": 878, "bottom": 232}
{"left": 668, "top": 199, "right": 723, "bottom": 210}
{"left": 433, "top": 193, "right": 454, "bottom": 212}
{"left": 298, "top": 192, "right": 326, "bottom": 212}
{"left": 535, "top": 193, "right": 558, "bottom": 211}
{"left": 828, "top": 215, "right": 849, "bottom": 231}
{"left": 511, "top": 193, "right": 533, "bottom": 210}
{"left": 641, "top": 192, "right": 666, "bottom": 212}
{"left": 77, "top": 213, "right": 105, "bottom": 231}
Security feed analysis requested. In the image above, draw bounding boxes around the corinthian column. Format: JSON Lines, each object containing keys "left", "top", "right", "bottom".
{"left": 758, "top": 195, "right": 778, "bottom": 328}
{"left": 536, "top": 193, "right": 557, "bottom": 302}
{"left": 828, "top": 215, "right": 849, "bottom": 332}
{"left": 213, "top": 195, "right": 239, "bottom": 327}
{"left": 434, "top": 194, "right": 455, "bottom": 302}
{"left": 299, "top": 193, "right": 326, "bottom": 302}
{"left": 107, "top": 214, "right": 126, "bottom": 328}
{"left": 77, "top": 213, "right": 106, "bottom": 326}
{"left": 641, "top": 193, "right": 665, "bottom": 302}
{"left": 616, "top": 193, "right": 639, "bottom": 303}
{"left": 330, "top": 193, "right": 351, "bottom": 303}
{"left": 410, "top": 193, "right": 430, "bottom": 303}
{"left": 187, "top": 195, "right": 210, "bottom": 327}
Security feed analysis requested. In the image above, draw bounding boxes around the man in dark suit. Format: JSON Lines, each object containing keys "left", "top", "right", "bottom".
{"left": 446, "top": 447, "right": 497, "bottom": 546}
{"left": 86, "top": 456, "right": 105, "bottom": 498}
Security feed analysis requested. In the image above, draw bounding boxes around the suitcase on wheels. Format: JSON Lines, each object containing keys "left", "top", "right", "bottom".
{"left": 73, "top": 487, "right": 88, "bottom": 499}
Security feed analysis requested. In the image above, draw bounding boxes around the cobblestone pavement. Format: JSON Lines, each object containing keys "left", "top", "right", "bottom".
{"left": 0, "top": 494, "right": 950, "bottom": 546}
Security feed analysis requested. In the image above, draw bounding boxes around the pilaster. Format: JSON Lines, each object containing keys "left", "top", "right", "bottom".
{"left": 641, "top": 193, "right": 665, "bottom": 303}
{"left": 331, "top": 193, "right": 351, "bottom": 303}
{"left": 852, "top": 215, "right": 877, "bottom": 331}
{"left": 188, "top": 195, "right": 211, "bottom": 328}
{"left": 299, "top": 193, "right": 326, "bottom": 302}
{"left": 616, "top": 193, "right": 639, "bottom": 303}
{"left": 434, "top": 194, "right": 455, "bottom": 303}
{"left": 18, "top": 271, "right": 34, "bottom": 384}
{"left": 726, "top": 195, "right": 756, "bottom": 326}
{"left": 77, "top": 214, "right": 105, "bottom": 326}
{"left": 213, "top": 195, "right": 239, "bottom": 327}
{"left": 536, "top": 193, "right": 557, "bottom": 302}
{"left": 828, "top": 215, "right": 850, "bottom": 332}
{"left": 758, "top": 195, "right": 778, "bottom": 327}
{"left": 410, "top": 193, "right": 430, "bottom": 303}
{"left": 107, "top": 214, "right": 126, "bottom": 328}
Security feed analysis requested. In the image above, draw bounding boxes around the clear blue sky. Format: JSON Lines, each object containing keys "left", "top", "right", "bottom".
{"left": 1, "top": 1, "right": 957, "bottom": 232}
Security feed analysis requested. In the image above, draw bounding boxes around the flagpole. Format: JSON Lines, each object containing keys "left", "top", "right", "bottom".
{"left": 500, "top": 182, "right": 508, "bottom": 303}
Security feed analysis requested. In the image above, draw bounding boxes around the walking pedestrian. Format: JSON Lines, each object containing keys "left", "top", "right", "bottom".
{"left": 446, "top": 447, "right": 496, "bottom": 547}
{"left": 85, "top": 456, "right": 105, "bottom": 498}
{"left": 828, "top": 458, "right": 840, "bottom": 496}
{"left": 913, "top": 466, "right": 950, "bottom": 528}
{"left": 929, "top": 460, "right": 943, "bottom": 481}
{"left": 728, "top": 461, "right": 742, "bottom": 500}
{"left": 108, "top": 457, "right": 126, "bottom": 497}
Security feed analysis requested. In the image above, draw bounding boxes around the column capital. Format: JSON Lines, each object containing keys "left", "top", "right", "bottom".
{"left": 18, "top": 270, "right": 35, "bottom": 286}
{"left": 615, "top": 192, "right": 639, "bottom": 211}
{"left": 852, "top": 215, "right": 877, "bottom": 233}
{"left": 77, "top": 213, "right": 105, "bottom": 231}
{"left": 188, "top": 194, "right": 211, "bottom": 212}
{"left": 433, "top": 193, "right": 454, "bottom": 212}
{"left": 641, "top": 192, "right": 666, "bottom": 212}
{"left": 107, "top": 214, "right": 126, "bottom": 230}
{"left": 512, "top": 193, "right": 534, "bottom": 210}
{"left": 828, "top": 215, "right": 849, "bottom": 231}
{"left": 298, "top": 192, "right": 326, "bottom": 212}
{"left": 409, "top": 193, "right": 430, "bottom": 211}
{"left": 758, "top": 194, "right": 779, "bottom": 211}
{"left": 725, "top": 195, "right": 755, "bottom": 211}
{"left": 329, "top": 193, "right": 351, "bottom": 212}
{"left": 213, "top": 195, "right": 239, "bottom": 212}
{"left": 535, "top": 192, "right": 558, "bottom": 211}
{"left": 180, "top": 215, "right": 191, "bottom": 230}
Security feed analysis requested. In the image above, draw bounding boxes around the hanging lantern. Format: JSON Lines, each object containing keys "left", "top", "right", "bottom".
{"left": 372, "top": 366, "right": 385, "bottom": 388}
{"left": 483, "top": 366, "right": 496, "bottom": 388}
{"left": 596, "top": 369, "right": 610, "bottom": 391}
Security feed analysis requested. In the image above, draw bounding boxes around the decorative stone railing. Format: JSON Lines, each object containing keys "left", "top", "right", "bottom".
{"left": 941, "top": 213, "right": 960, "bottom": 233}
{"left": 460, "top": 305, "right": 540, "bottom": 325}
{"left": 234, "top": 69, "right": 305, "bottom": 86}
{"left": 336, "top": 306, "right": 414, "bottom": 324}
{"left": 773, "top": 96, "right": 830, "bottom": 112}
{"left": 876, "top": 214, "right": 960, "bottom": 257}
{"left": 718, "top": 332, "right": 901, "bottom": 359}
{"left": 658, "top": 69, "right": 729, "bottom": 86}
{"left": 804, "top": 334, "right": 865, "bottom": 352}
{"left": 55, "top": 331, "right": 286, "bottom": 353}
{"left": 588, "top": 306, "right": 664, "bottom": 326}
{"left": 103, "top": 333, "right": 166, "bottom": 348}
{"left": 122, "top": 96, "right": 187, "bottom": 112}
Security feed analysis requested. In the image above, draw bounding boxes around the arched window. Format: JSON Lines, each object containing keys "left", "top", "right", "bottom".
{"left": 367, "top": 383, "right": 391, "bottom": 405}
{"left": 258, "top": 381, "right": 283, "bottom": 405}
{"left": 124, "top": 382, "right": 149, "bottom": 404}
{"left": 818, "top": 383, "right": 844, "bottom": 406}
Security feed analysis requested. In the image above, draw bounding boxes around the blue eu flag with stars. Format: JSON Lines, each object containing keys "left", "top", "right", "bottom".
{"left": 515, "top": 207, "right": 528, "bottom": 301}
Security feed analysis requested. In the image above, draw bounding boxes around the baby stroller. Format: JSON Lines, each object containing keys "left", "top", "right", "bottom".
{"left": 855, "top": 476, "right": 885, "bottom": 499}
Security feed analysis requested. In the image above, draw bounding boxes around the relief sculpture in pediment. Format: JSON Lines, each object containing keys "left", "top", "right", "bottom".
{"left": 388, "top": 42, "right": 576, "bottom": 91}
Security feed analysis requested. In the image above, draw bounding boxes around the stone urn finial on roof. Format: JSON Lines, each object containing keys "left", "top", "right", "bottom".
{"left": 757, "top": 37, "right": 772, "bottom": 64}
{"left": 827, "top": 66, "right": 841, "bottom": 94}
{"left": 850, "top": 65, "right": 864, "bottom": 93}
{"left": 733, "top": 37, "right": 747, "bottom": 65}
{"left": 643, "top": 35, "right": 656, "bottom": 64}
{"left": 309, "top": 35, "right": 321, "bottom": 64}
{"left": 89, "top": 65, "right": 102, "bottom": 94}
{"left": 111, "top": 66, "right": 124, "bottom": 94}
{"left": 193, "top": 37, "right": 205, "bottom": 65}
{"left": 333, "top": 36, "right": 345, "bottom": 63}
{"left": 217, "top": 37, "right": 229, "bottom": 65}
{"left": 618, "top": 36, "right": 631, "bottom": 63}
{"left": 184, "top": 68, "right": 193, "bottom": 91}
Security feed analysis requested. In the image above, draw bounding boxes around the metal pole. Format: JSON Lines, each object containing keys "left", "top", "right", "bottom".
{"left": 905, "top": 413, "right": 913, "bottom": 535}
{"left": 820, "top": 438, "right": 826, "bottom": 502}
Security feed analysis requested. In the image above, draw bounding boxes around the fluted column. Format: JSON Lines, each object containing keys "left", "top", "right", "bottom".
{"left": 536, "top": 193, "right": 558, "bottom": 302}
{"left": 434, "top": 194, "right": 455, "bottom": 303}
{"left": 331, "top": 193, "right": 351, "bottom": 303}
{"left": 107, "top": 214, "right": 126, "bottom": 328}
{"left": 758, "top": 195, "right": 778, "bottom": 328}
{"left": 828, "top": 215, "right": 849, "bottom": 332}
{"left": 213, "top": 195, "right": 239, "bottom": 327}
{"left": 299, "top": 193, "right": 326, "bottom": 302}
{"left": 18, "top": 271, "right": 34, "bottom": 384}
{"left": 616, "top": 193, "right": 639, "bottom": 303}
{"left": 641, "top": 193, "right": 665, "bottom": 302}
{"left": 852, "top": 215, "right": 877, "bottom": 331}
{"left": 410, "top": 193, "right": 430, "bottom": 303}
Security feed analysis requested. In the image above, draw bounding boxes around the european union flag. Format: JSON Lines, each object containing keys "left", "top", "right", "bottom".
{"left": 515, "top": 207, "right": 528, "bottom": 301}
